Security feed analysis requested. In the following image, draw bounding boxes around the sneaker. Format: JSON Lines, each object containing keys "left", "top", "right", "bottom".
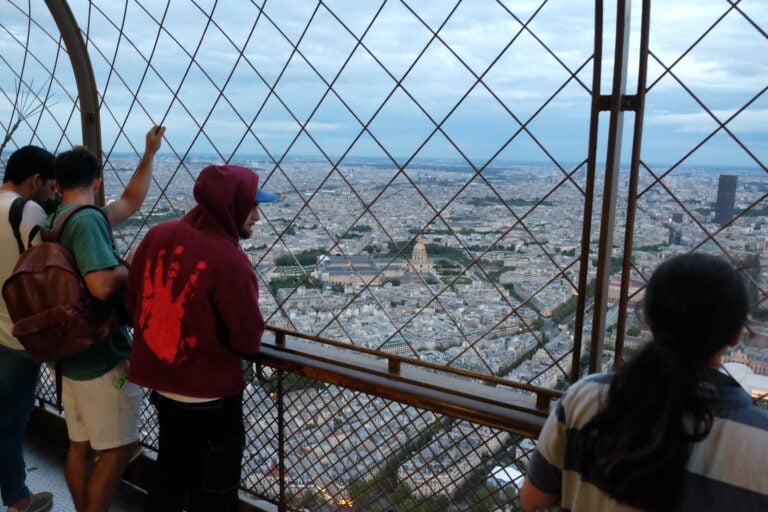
{"left": 7, "top": 491, "right": 53, "bottom": 512}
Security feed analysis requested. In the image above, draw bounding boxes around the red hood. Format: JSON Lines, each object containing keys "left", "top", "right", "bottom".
{"left": 186, "top": 164, "right": 259, "bottom": 240}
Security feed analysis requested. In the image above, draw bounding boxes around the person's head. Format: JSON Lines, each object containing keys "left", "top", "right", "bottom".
{"left": 240, "top": 188, "right": 279, "bottom": 238}
{"left": 573, "top": 252, "right": 749, "bottom": 511}
{"left": 643, "top": 252, "right": 748, "bottom": 363}
{"left": 3, "top": 145, "right": 58, "bottom": 210}
{"left": 53, "top": 147, "right": 101, "bottom": 192}
{"left": 192, "top": 164, "right": 277, "bottom": 240}
{"left": 4, "top": 145, "right": 55, "bottom": 184}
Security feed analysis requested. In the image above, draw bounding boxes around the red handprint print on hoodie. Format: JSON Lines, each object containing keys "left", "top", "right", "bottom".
{"left": 139, "top": 246, "right": 207, "bottom": 363}
{"left": 126, "top": 165, "right": 265, "bottom": 398}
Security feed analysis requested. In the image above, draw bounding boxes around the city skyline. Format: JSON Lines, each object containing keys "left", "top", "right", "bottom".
{"left": 105, "top": 150, "right": 768, "bottom": 171}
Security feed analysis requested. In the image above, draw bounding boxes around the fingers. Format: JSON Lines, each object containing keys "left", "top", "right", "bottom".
{"left": 145, "top": 124, "right": 166, "bottom": 154}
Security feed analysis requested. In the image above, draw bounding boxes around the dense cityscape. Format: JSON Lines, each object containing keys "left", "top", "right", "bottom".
{"left": 98, "top": 154, "right": 768, "bottom": 510}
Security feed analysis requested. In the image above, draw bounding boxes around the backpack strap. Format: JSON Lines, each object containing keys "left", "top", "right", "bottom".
{"left": 9, "top": 196, "right": 28, "bottom": 254}
{"left": 55, "top": 362, "right": 63, "bottom": 413}
{"left": 45, "top": 204, "right": 110, "bottom": 243}
{"left": 27, "top": 225, "right": 40, "bottom": 248}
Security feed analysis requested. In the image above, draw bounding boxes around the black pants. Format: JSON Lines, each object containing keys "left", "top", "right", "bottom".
{"left": 145, "top": 392, "right": 245, "bottom": 512}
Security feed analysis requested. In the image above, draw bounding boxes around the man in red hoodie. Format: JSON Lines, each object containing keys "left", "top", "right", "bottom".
{"left": 126, "top": 164, "right": 276, "bottom": 512}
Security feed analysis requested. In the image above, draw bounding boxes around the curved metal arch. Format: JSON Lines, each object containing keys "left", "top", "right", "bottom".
{"left": 44, "top": 0, "right": 104, "bottom": 204}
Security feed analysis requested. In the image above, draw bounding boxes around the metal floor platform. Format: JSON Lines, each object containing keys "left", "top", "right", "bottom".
{"left": 22, "top": 433, "right": 145, "bottom": 512}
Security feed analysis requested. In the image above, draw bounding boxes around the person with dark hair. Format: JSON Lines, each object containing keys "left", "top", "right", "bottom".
{"left": 126, "top": 164, "right": 276, "bottom": 511}
{"left": 0, "top": 145, "right": 57, "bottom": 512}
{"left": 46, "top": 126, "right": 165, "bottom": 512}
{"left": 520, "top": 252, "right": 768, "bottom": 511}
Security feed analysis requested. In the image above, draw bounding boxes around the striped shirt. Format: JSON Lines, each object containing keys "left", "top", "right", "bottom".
{"left": 526, "top": 368, "right": 768, "bottom": 511}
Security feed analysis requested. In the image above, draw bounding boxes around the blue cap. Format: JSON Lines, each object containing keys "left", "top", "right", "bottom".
{"left": 255, "top": 188, "right": 278, "bottom": 203}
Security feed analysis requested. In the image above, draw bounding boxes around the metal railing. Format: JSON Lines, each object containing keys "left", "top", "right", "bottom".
{"left": 33, "top": 326, "right": 553, "bottom": 511}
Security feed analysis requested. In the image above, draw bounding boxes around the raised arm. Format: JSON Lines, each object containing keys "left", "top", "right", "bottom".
{"left": 107, "top": 124, "right": 165, "bottom": 226}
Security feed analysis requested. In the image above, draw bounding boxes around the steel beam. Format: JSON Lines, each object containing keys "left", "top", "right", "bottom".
{"left": 44, "top": 0, "right": 104, "bottom": 205}
{"left": 589, "top": 0, "right": 633, "bottom": 374}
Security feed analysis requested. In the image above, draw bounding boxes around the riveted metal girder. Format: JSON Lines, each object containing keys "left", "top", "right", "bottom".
{"left": 45, "top": 0, "right": 104, "bottom": 205}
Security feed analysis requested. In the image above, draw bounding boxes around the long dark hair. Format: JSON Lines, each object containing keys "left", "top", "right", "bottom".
{"left": 573, "top": 253, "right": 748, "bottom": 511}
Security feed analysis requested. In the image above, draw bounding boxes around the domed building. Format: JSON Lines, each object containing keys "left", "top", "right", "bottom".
{"left": 410, "top": 235, "right": 433, "bottom": 273}
{"left": 317, "top": 234, "right": 433, "bottom": 286}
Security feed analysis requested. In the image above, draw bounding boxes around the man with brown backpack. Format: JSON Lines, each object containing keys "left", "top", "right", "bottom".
{"left": 0, "top": 145, "right": 58, "bottom": 512}
{"left": 43, "top": 125, "right": 164, "bottom": 512}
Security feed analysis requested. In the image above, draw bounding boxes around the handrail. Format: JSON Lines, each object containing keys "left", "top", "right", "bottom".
{"left": 260, "top": 325, "right": 556, "bottom": 437}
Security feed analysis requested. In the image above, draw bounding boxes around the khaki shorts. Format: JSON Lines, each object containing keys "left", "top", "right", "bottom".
{"left": 61, "top": 361, "right": 142, "bottom": 451}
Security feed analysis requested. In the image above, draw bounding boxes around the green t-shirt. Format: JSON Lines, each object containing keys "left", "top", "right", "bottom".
{"left": 44, "top": 203, "right": 130, "bottom": 380}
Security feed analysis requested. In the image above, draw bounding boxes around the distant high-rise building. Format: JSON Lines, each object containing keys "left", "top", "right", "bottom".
{"left": 714, "top": 174, "right": 737, "bottom": 225}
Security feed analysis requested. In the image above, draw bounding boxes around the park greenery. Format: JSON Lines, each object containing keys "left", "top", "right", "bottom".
{"left": 274, "top": 248, "right": 327, "bottom": 267}
{"left": 466, "top": 195, "right": 554, "bottom": 208}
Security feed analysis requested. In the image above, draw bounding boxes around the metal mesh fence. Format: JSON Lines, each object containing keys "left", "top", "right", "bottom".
{"left": 2, "top": 0, "right": 603, "bottom": 389}
{"left": 227, "top": 366, "right": 532, "bottom": 511}
{"left": 3, "top": 0, "right": 767, "bottom": 509}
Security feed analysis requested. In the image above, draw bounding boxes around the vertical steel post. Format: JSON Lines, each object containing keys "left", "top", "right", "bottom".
{"left": 588, "top": 0, "right": 633, "bottom": 374}
{"left": 275, "top": 324, "right": 287, "bottom": 509}
{"left": 614, "top": 0, "right": 651, "bottom": 367}
{"left": 44, "top": 0, "right": 104, "bottom": 205}
{"left": 277, "top": 370, "right": 287, "bottom": 511}
{"left": 571, "top": 0, "right": 605, "bottom": 383}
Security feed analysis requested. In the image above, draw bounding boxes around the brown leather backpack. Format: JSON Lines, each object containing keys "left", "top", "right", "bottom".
{"left": 2, "top": 205, "right": 118, "bottom": 363}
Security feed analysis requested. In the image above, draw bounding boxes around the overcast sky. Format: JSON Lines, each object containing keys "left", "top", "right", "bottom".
{"left": 0, "top": 0, "right": 765, "bottom": 169}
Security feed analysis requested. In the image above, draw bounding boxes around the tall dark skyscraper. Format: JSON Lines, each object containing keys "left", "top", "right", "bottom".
{"left": 714, "top": 174, "right": 737, "bottom": 226}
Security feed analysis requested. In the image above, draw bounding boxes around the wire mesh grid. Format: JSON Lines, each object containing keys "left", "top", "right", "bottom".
{"left": 2, "top": 0, "right": 767, "bottom": 509}
{"left": 1, "top": 0, "right": 602, "bottom": 390}
{"left": 245, "top": 369, "right": 529, "bottom": 511}
{"left": 621, "top": 1, "right": 768, "bottom": 371}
